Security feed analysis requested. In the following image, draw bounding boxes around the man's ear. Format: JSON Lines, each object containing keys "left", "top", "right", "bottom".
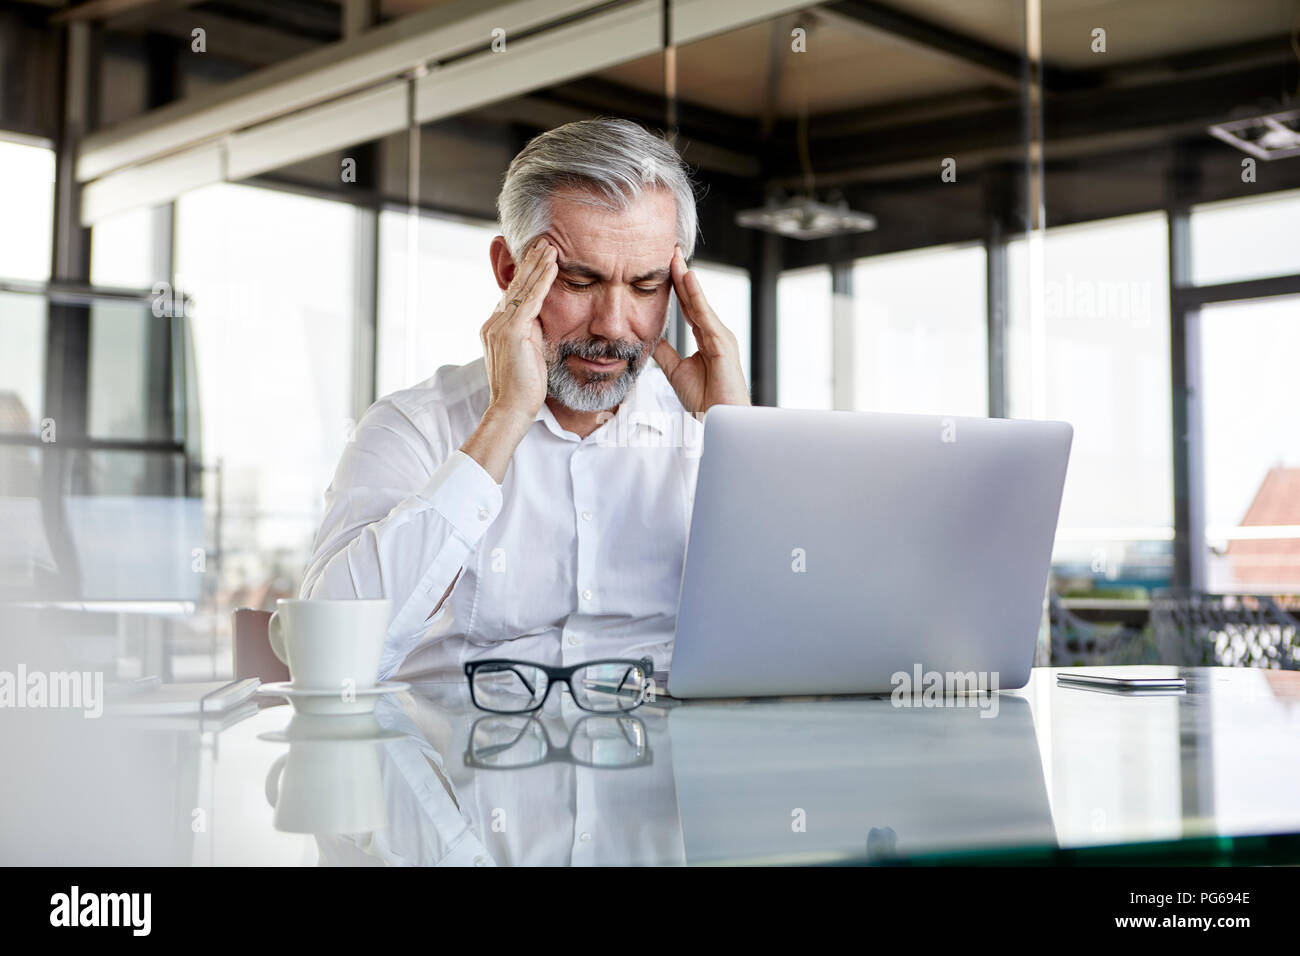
{"left": 489, "top": 235, "right": 516, "bottom": 292}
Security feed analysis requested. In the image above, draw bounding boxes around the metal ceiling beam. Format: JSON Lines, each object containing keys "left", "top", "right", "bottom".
{"left": 136, "top": 11, "right": 320, "bottom": 65}
{"left": 206, "top": 0, "right": 343, "bottom": 42}
{"left": 106, "top": 0, "right": 204, "bottom": 31}
{"left": 51, "top": 0, "right": 197, "bottom": 23}
{"left": 669, "top": 0, "right": 815, "bottom": 46}
{"left": 75, "top": 0, "right": 680, "bottom": 223}
{"left": 766, "top": 57, "right": 1296, "bottom": 188}
{"left": 75, "top": 0, "right": 602, "bottom": 182}
{"left": 342, "top": 0, "right": 382, "bottom": 40}
{"left": 821, "top": 0, "right": 1048, "bottom": 93}
{"left": 411, "top": 0, "right": 661, "bottom": 127}
{"left": 790, "top": 87, "right": 1015, "bottom": 139}
{"left": 414, "top": 90, "right": 762, "bottom": 179}
{"left": 1091, "top": 34, "right": 1300, "bottom": 89}
{"left": 542, "top": 75, "right": 759, "bottom": 146}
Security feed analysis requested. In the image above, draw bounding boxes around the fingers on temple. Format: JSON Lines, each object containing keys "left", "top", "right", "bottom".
{"left": 674, "top": 257, "right": 736, "bottom": 355}
{"left": 486, "top": 240, "right": 553, "bottom": 334}
{"left": 673, "top": 251, "right": 713, "bottom": 330}
{"left": 511, "top": 256, "right": 558, "bottom": 325}
{"left": 511, "top": 240, "right": 552, "bottom": 299}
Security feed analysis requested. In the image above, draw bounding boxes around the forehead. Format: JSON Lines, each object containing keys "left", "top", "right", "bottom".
{"left": 545, "top": 187, "right": 677, "bottom": 271}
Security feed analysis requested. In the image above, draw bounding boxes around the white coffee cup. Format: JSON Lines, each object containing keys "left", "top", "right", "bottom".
{"left": 268, "top": 598, "right": 391, "bottom": 692}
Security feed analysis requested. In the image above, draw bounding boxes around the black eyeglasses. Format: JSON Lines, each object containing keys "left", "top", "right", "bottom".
{"left": 464, "top": 657, "right": 654, "bottom": 714}
{"left": 464, "top": 714, "right": 651, "bottom": 770}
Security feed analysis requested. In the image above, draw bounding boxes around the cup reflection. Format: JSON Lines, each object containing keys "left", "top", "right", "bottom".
{"left": 263, "top": 714, "right": 391, "bottom": 835}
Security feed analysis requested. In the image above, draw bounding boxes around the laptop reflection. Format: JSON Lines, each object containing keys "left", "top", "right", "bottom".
{"left": 668, "top": 694, "right": 1054, "bottom": 865}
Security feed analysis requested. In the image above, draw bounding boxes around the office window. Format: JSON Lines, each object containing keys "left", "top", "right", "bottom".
{"left": 1008, "top": 212, "right": 1173, "bottom": 592}
{"left": 851, "top": 243, "right": 987, "bottom": 417}
{"left": 0, "top": 291, "right": 46, "bottom": 434}
{"left": 1201, "top": 294, "right": 1300, "bottom": 593}
{"left": 175, "top": 183, "right": 357, "bottom": 602}
{"left": 86, "top": 299, "right": 171, "bottom": 443}
{"left": 777, "top": 266, "right": 833, "bottom": 409}
{"left": 681, "top": 260, "right": 751, "bottom": 386}
{"left": 1191, "top": 187, "right": 1300, "bottom": 287}
{"left": 0, "top": 138, "right": 55, "bottom": 282}
{"left": 91, "top": 206, "right": 157, "bottom": 289}
{"left": 376, "top": 210, "right": 502, "bottom": 397}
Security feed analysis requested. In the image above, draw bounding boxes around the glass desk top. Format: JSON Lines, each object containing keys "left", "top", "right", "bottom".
{"left": 4, "top": 666, "right": 1299, "bottom": 866}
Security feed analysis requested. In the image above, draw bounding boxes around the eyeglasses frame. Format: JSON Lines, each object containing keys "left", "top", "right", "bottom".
{"left": 464, "top": 656, "right": 655, "bottom": 714}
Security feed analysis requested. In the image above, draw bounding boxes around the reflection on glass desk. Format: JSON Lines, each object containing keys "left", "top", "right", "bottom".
{"left": 2, "top": 667, "right": 1299, "bottom": 866}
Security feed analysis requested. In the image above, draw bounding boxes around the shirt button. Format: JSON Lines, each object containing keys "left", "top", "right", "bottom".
{"left": 476, "top": 508, "right": 490, "bottom": 521}
{"left": 582, "top": 589, "right": 593, "bottom": 601}
{"left": 567, "top": 635, "right": 579, "bottom": 647}
{"left": 474, "top": 855, "right": 489, "bottom": 867}
{"left": 581, "top": 511, "right": 592, "bottom": 521}
{"left": 579, "top": 832, "right": 591, "bottom": 843}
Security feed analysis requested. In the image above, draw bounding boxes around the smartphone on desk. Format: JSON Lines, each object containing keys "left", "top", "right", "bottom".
{"left": 1056, "top": 670, "right": 1187, "bottom": 694}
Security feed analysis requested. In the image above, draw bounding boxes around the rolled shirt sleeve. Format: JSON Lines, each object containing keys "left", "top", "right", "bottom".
{"left": 300, "top": 399, "right": 502, "bottom": 678}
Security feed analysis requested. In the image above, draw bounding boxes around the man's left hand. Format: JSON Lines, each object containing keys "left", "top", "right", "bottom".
{"left": 654, "top": 247, "right": 751, "bottom": 414}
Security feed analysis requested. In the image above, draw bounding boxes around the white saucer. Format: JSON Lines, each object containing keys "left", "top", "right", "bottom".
{"left": 257, "top": 681, "right": 411, "bottom": 715}
{"left": 258, "top": 713, "right": 408, "bottom": 743}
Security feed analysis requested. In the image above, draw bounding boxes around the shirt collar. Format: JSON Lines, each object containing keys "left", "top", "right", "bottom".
{"left": 532, "top": 365, "right": 674, "bottom": 441}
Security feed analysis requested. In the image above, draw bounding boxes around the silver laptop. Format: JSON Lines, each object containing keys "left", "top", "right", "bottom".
{"left": 665, "top": 405, "right": 1072, "bottom": 699}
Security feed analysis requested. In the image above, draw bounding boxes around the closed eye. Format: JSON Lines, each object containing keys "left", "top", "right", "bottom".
{"left": 564, "top": 279, "right": 661, "bottom": 295}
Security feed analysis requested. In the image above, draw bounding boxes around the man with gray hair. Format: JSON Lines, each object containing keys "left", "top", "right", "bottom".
{"left": 302, "top": 117, "right": 749, "bottom": 681}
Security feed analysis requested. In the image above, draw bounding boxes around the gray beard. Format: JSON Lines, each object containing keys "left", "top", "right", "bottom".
{"left": 545, "top": 336, "right": 653, "bottom": 413}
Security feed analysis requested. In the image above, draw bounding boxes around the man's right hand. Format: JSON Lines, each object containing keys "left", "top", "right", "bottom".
{"left": 461, "top": 237, "right": 558, "bottom": 483}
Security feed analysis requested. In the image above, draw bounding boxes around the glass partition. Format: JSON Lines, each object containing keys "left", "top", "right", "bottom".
{"left": 851, "top": 243, "right": 987, "bottom": 417}
{"left": 174, "top": 181, "right": 359, "bottom": 635}
{"left": 1008, "top": 213, "right": 1174, "bottom": 594}
{"left": 0, "top": 285, "right": 200, "bottom": 605}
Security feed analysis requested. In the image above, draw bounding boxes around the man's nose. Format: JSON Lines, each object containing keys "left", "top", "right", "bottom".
{"left": 586, "top": 286, "right": 637, "bottom": 342}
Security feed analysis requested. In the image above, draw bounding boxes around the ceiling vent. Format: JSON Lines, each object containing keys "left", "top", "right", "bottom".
{"left": 1209, "top": 108, "right": 1300, "bottom": 161}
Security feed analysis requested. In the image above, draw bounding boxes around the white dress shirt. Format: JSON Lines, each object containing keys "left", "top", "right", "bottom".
{"left": 300, "top": 358, "right": 701, "bottom": 682}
